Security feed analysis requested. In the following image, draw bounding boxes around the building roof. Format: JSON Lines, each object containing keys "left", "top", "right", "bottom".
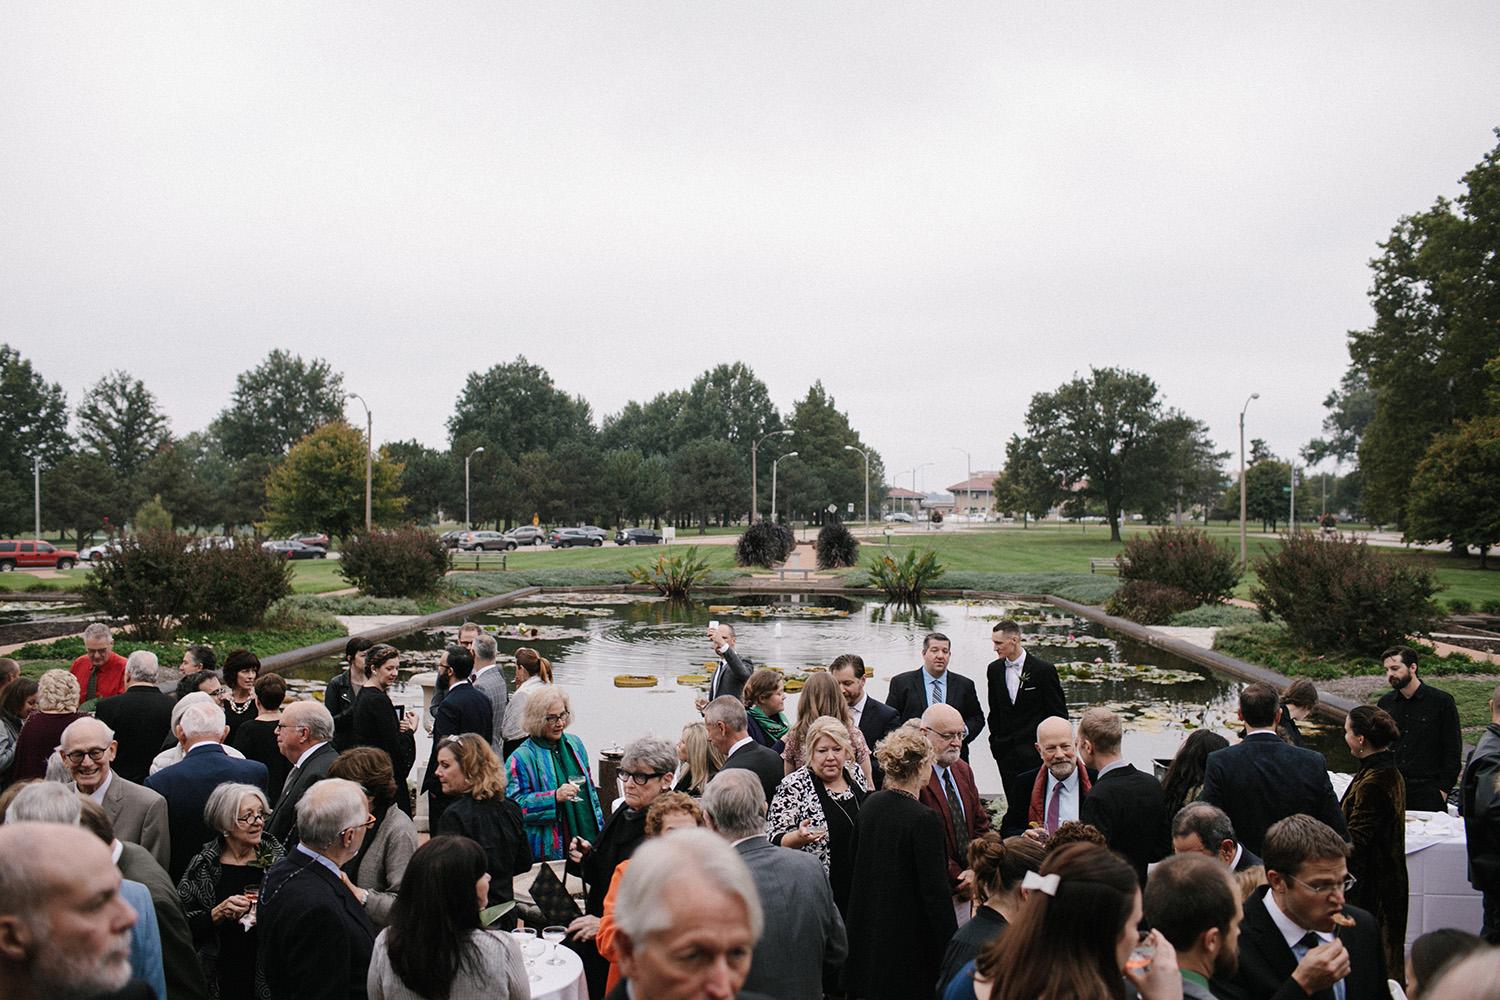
{"left": 886, "top": 487, "right": 924, "bottom": 499}
{"left": 947, "top": 476, "right": 997, "bottom": 493}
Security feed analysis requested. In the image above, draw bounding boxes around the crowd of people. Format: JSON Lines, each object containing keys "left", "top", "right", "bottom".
{"left": 0, "top": 618, "right": 1496, "bottom": 1000}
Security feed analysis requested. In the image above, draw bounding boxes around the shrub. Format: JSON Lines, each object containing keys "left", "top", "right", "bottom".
{"left": 1482, "top": 599, "right": 1500, "bottom": 616}
{"left": 1249, "top": 532, "right": 1443, "bottom": 656}
{"left": 736, "top": 522, "right": 796, "bottom": 569}
{"left": 1105, "top": 579, "right": 1197, "bottom": 625}
{"left": 815, "top": 522, "right": 860, "bottom": 570}
{"left": 190, "top": 538, "right": 298, "bottom": 630}
{"left": 1447, "top": 597, "right": 1475, "bottom": 616}
{"left": 1119, "top": 527, "right": 1241, "bottom": 607}
{"left": 1167, "top": 603, "right": 1262, "bottom": 628}
{"left": 339, "top": 528, "right": 451, "bottom": 597}
{"left": 866, "top": 549, "right": 944, "bottom": 605}
{"left": 629, "top": 548, "right": 712, "bottom": 599}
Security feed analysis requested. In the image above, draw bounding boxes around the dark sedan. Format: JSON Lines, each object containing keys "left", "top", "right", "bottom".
{"left": 261, "top": 540, "right": 327, "bottom": 559}
{"left": 458, "top": 531, "right": 516, "bottom": 551}
{"left": 549, "top": 528, "right": 604, "bottom": 548}
{"left": 614, "top": 527, "right": 662, "bottom": 546}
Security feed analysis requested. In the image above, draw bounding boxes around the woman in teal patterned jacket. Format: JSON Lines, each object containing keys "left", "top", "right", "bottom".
{"left": 506, "top": 688, "right": 603, "bottom": 861}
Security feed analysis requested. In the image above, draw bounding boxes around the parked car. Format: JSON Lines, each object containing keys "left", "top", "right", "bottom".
{"left": 261, "top": 539, "right": 327, "bottom": 559}
{"left": 458, "top": 530, "right": 516, "bottom": 552}
{"left": 504, "top": 525, "right": 549, "bottom": 547}
{"left": 882, "top": 512, "right": 914, "bottom": 523}
{"left": 439, "top": 529, "right": 467, "bottom": 548}
{"left": 549, "top": 528, "right": 604, "bottom": 548}
{"left": 79, "top": 541, "right": 120, "bottom": 562}
{"left": 190, "top": 535, "right": 235, "bottom": 552}
{"left": 0, "top": 540, "right": 79, "bottom": 572}
{"left": 288, "top": 532, "right": 330, "bottom": 549}
{"left": 614, "top": 527, "right": 662, "bottom": 546}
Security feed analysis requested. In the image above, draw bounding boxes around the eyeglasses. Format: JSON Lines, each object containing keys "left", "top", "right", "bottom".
{"left": 341, "top": 813, "right": 377, "bottom": 835}
{"left": 1287, "top": 873, "right": 1357, "bottom": 896}
{"left": 620, "top": 770, "right": 669, "bottom": 785}
{"left": 923, "top": 728, "right": 967, "bottom": 744}
{"left": 273, "top": 722, "right": 306, "bottom": 732}
{"left": 545, "top": 711, "right": 571, "bottom": 725}
{"left": 235, "top": 811, "right": 270, "bottom": 828}
{"left": 63, "top": 747, "right": 109, "bottom": 764}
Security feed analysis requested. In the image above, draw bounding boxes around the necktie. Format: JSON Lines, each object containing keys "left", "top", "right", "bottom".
{"left": 931, "top": 678, "right": 942, "bottom": 706}
{"left": 1293, "top": 933, "right": 1343, "bottom": 1000}
{"left": 1046, "top": 780, "right": 1062, "bottom": 833}
{"left": 943, "top": 771, "right": 970, "bottom": 861}
{"left": 86, "top": 665, "right": 100, "bottom": 702}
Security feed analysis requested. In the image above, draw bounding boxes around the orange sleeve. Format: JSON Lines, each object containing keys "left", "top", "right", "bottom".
{"left": 595, "top": 859, "right": 630, "bottom": 964}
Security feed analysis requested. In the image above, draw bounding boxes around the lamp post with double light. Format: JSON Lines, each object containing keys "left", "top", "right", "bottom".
{"left": 1239, "top": 392, "right": 1260, "bottom": 568}
{"left": 347, "top": 393, "right": 372, "bottom": 532}
{"left": 751, "top": 429, "right": 794, "bottom": 524}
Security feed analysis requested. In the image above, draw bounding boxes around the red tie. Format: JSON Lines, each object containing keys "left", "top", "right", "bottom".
{"left": 1046, "top": 780, "right": 1062, "bottom": 833}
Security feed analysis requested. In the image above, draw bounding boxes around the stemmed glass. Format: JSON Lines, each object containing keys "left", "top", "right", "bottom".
{"left": 543, "top": 925, "right": 567, "bottom": 965}
{"left": 510, "top": 927, "right": 542, "bottom": 982}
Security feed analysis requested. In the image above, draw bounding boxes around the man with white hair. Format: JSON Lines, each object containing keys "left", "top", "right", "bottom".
{"left": 702, "top": 769, "right": 846, "bottom": 1000}
{"left": 146, "top": 701, "right": 268, "bottom": 880}
{"left": 0, "top": 822, "right": 148, "bottom": 1000}
{"left": 59, "top": 716, "right": 171, "bottom": 871}
{"left": 609, "top": 826, "right": 775, "bottom": 1000}
{"left": 467, "top": 632, "right": 509, "bottom": 752}
{"left": 95, "top": 649, "right": 176, "bottom": 784}
{"left": 999, "top": 716, "right": 1095, "bottom": 837}
{"left": 258, "top": 778, "right": 376, "bottom": 1000}
{"left": 918, "top": 703, "right": 992, "bottom": 921}
{"left": 70, "top": 621, "right": 128, "bottom": 705}
{"left": 267, "top": 699, "right": 338, "bottom": 848}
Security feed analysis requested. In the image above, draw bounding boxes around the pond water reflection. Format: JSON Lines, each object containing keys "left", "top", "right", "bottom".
{"left": 287, "top": 592, "right": 1356, "bottom": 796}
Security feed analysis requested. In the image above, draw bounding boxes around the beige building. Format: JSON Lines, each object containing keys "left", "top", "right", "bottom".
{"left": 947, "top": 473, "right": 999, "bottom": 519}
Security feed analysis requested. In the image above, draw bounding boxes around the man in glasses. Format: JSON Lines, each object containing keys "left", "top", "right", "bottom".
{"left": 69, "top": 621, "right": 127, "bottom": 706}
{"left": 919, "top": 703, "right": 990, "bottom": 923}
{"left": 1215, "top": 814, "right": 1385, "bottom": 1000}
{"left": 267, "top": 700, "right": 338, "bottom": 847}
{"left": 59, "top": 716, "right": 171, "bottom": 871}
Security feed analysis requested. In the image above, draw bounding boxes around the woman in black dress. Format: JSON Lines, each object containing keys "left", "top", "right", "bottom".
{"left": 220, "top": 651, "right": 260, "bottom": 744}
{"left": 842, "top": 723, "right": 957, "bottom": 1000}
{"left": 432, "top": 733, "right": 533, "bottom": 910}
{"left": 351, "top": 644, "right": 416, "bottom": 815}
{"left": 935, "top": 832, "right": 1045, "bottom": 997}
{"left": 766, "top": 715, "right": 867, "bottom": 914}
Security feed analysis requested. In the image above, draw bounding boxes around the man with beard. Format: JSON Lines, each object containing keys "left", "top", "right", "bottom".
{"left": 999, "top": 715, "right": 1095, "bottom": 837}
{"left": 1145, "top": 853, "right": 1244, "bottom": 1000}
{"left": 1377, "top": 646, "right": 1461, "bottom": 812}
{"left": 0, "top": 822, "right": 147, "bottom": 1000}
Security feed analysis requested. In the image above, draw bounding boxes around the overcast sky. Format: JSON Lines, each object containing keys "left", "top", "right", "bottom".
{"left": 5, "top": 4, "right": 1498, "bottom": 496}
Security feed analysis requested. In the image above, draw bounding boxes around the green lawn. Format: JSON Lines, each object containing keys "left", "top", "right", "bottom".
{"left": 460, "top": 542, "right": 743, "bottom": 573}
{"left": 288, "top": 559, "right": 355, "bottom": 594}
{"left": 0, "top": 567, "right": 91, "bottom": 592}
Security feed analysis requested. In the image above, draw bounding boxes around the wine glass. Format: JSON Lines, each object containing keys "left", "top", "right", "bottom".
{"left": 542, "top": 925, "right": 567, "bottom": 965}
{"left": 523, "top": 936, "right": 547, "bottom": 981}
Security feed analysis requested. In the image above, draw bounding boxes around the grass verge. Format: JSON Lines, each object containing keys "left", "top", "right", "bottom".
{"left": 1212, "top": 622, "right": 1498, "bottom": 681}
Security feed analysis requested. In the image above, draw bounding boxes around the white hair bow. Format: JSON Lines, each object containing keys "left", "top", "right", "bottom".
{"left": 1022, "top": 871, "right": 1060, "bottom": 896}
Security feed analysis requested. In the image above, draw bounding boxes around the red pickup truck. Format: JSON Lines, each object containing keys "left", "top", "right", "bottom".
{"left": 0, "top": 540, "right": 79, "bottom": 572}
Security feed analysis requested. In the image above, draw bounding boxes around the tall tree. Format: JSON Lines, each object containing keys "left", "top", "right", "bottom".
{"left": 0, "top": 344, "right": 72, "bottom": 535}
{"left": 384, "top": 440, "right": 457, "bottom": 525}
{"left": 1303, "top": 368, "right": 1375, "bottom": 466}
{"left": 262, "top": 422, "right": 403, "bottom": 543}
{"left": 783, "top": 381, "right": 884, "bottom": 522}
{"left": 1405, "top": 415, "right": 1500, "bottom": 567}
{"left": 994, "top": 434, "right": 1059, "bottom": 526}
{"left": 672, "top": 363, "right": 781, "bottom": 462}
{"left": 42, "top": 453, "right": 128, "bottom": 545}
{"left": 447, "top": 356, "right": 594, "bottom": 462}
{"left": 77, "top": 370, "right": 171, "bottom": 485}
{"left": 212, "top": 350, "right": 346, "bottom": 462}
{"left": 599, "top": 391, "right": 684, "bottom": 458}
{"left": 671, "top": 438, "right": 742, "bottom": 533}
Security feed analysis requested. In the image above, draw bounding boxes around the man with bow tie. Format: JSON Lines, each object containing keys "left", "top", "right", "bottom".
{"left": 985, "top": 620, "right": 1067, "bottom": 818}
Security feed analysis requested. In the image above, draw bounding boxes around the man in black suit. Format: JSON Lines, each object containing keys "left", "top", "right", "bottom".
{"left": 420, "top": 645, "right": 492, "bottom": 830}
{"left": 999, "top": 716, "right": 1095, "bottom": 836}
{"left": 258, "top": 778, "right": 376, "bottom": 1000}
{"left": 1078, "top": 707, "right": 1170, "bottom": 885}
{"left": 706, "top": 697, "right": 783, "bottom": 805}
{"left": 1201, "top": 683, "right": 1349, "bottom": 856}
{"left": 1173, "top": 802, "right": 1264, "bottom": 874}
{"left": 986, "top": 619, "right": 1067, "bottom": 816}
{"left": 1460, "top": 684, "right": 1500, "bottom": 942}
{"left": 885, "top": 632, "right": 984, "bottom": 762}
{"left": 1212, "top": 814, "right": 1386, "bottom": 1000}
{"left": 94, "top": 650, "right": 175, "bottom": 785}
{"left": 831, "top": 653, "right": 900, "bottom": 787}
{"left": 705, "top": 624, "right": 753, "bottom": 704}
{"left": 267, "top": 700, "right": 338, "bottom": 848}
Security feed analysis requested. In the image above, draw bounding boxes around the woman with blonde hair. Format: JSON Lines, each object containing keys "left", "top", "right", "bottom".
{"left": 673, "top": 720, "right": 725, "bottom": 797}
{"left": 433, "top": 733, "right": 532, "bottom": 909}
{"left": 780, "top": 671, "right": 873, "bottom": 788}
{"left": 500, "top": 648, "right": 552, "bottom": 759}
{"left": 767, "top": 715, "right": 868, "bottom": 913}
{"left": 12, "top": 669, "right": 86, "bottom": 780}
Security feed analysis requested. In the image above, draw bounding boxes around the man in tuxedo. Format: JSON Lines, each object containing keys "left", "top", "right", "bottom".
{"left": 608, "top": 828, "right": 773, "bottom": 1000}
{"left": 145, "top": 702, "right": 269, "bottom": 880}
{"left": 1173, "top": 802, "right": 1264, "bottom": 874}
{"left": 706, "top": 624, "right": 753, "bottom": 704}
{"left": 1212, "top": 814, "right": 1386, "bottom": 1000}
{"left": 985, "top": 619, "right": 1067, "bottom": 817}
{"left": 885, "top": 633, "right": 984, "bottom": 762}
{"left": 267, "top": 700, "right": 338, "bottom": 847}
{"left": 258, "top": 779, "right": 376, "bottom": 1000}
{"left": 1078, "top": 707, "right": 1170, "bottom": 885}
{"left": 1145, "top": 854, "right": 1244, "bottom": 1000}
{"left": 706, "top": 697, "right": 783, "bottom": 805}
{"left": 703, "top": 770, "right": 846, "bottom": 1000}
{"left": 1000, "top": 716, "right": 1094, "bottom": 837}
{"left": 421, "top": 645, "right": 492, "bottom": 829}
{"left": 1201, "top": 684, "right": 1348, "bottom": 856}
{"left": 59, "top": 717, "right": 171, "bottom": 871}
{"left": 831, "top": 653, "right": 900, "bottom": 787}
{"left": 94, "top": 651, "right": 175, "bottom": 785}
{"left": 918, "top": 704, "right": 991, "bottom": 918}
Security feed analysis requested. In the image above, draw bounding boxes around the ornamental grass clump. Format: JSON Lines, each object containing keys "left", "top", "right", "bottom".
{"left": 736, "top": 521, "right": 796, "bottom": 569}
{"left": 815, "top": 522, "right": 860, "bottom": 570}
{"left": 630, "top": 548, "right": 712, "bottom": 599}
{"left": 866, "top": 549, "right": 943, "bottom": 606}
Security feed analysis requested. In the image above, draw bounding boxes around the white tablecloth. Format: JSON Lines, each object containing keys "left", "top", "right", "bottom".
{"left": 490, "top": 931, "right": 587, "bottom": 1000}
{"left": 1404, "top": 811, "right": 1483, "bottom": 947}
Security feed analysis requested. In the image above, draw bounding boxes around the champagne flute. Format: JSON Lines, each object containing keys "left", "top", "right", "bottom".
{"left": 542, "top": 925, "right": 567, "bottom": 965}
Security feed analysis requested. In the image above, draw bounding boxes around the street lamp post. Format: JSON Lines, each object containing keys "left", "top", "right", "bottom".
{"left": 347, "top": 393, "right": 372, "bottom": 532}
{"left": 771, "top": 452, "right": 798, "bottom": 523}
{"left": 912, "top": 462, "right": 932, "bottom": 523}
{"left": 751, "top": 429, "right": 794, "bottom": 524}
{"left": 465, "top": 446, "right": 485, "bottom": 529}
{"left": 33, "top": 456, "right": 41, "bottom": 540}
{"left": 952, "top": 447, "right": 971, "bottom": 526}
{"left": 1239, "top": 392, "right": 1260, "bottom": 568}
{"left": 843, "top": 444, "right": 869, "bottom": 537}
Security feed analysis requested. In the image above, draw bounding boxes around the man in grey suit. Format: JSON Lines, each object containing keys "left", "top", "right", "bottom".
{"left": 468, "top": 633, "right": 509, "bottom": 752}
{"left": 1145, "top": 853, "right": 1243, "bottom": 1000}
{"left": 59, "top": 717, "right": 171, "bottom": 871}
{"left": 703, "top": 769, "right": 847, "bottom": 1000}
{"left": 267, "top": 700, "right": 338, "bottom": 846}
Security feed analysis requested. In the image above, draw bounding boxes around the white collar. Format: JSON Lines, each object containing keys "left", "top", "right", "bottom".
{"left": 472, "top": 662, "right": 496, "bottom": 678}
{"left": 1231, "top": 843, "right": 1244, "bottom": 869}
{"left": 295, "top": 741, "right": 329, "bottom": 769}
{"left": 1006, "top": 650, "right": 1028, "bottom": 671}
{"left": 1263, "top": 890, "right": 1333, "bottom": 950}
{"left": 1097, "top": 759, "right": 1129, "bottom": 778}
{"left": 850, "top": 693, "right": 869, "bottom": 714}
{"left": 1047, "top": 768, "right": 1079, "bottom": 792}
{"left": 295, "top": 843, "right": 346, "bottom": 879}
{"left": 86, "top": 770, "right": 113, "bottom": 803}
{"left": 727, "top": 736, "right": 754, "bottom": 757}
{"left": 111, "top": 839, "right": 124, "bottom": 865}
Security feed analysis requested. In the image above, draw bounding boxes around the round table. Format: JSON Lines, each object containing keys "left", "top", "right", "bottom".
{"left": 491, "top": 931, "right": 587, "bottom": 1000}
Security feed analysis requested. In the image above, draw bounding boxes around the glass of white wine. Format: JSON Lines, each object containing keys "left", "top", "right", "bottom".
{"left": 542, "top": 925, "right": 568, "bottom": 965}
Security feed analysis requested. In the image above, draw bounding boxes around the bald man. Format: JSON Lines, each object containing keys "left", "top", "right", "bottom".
{"left": 999, "top": 716, "right": 1095, "bottom": 837}
{"left": 60, "top": 716, "right": 172, "bottom": 871}
{"left": 918, "top": 703, "right": 991, "bottom": 918}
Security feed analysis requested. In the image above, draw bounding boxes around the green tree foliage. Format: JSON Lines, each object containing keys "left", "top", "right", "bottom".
{"left": 1240, "top": 459, "right": 1291, "bottom": 532}
{"left": 599, "top": 391, "right": 684, "bottom": 458}
{"left": 77, "top": 370, "right": 171, "bottom": 485}
{"left": 1303, "top": 368, "right": 1375, "bottom": 466}
{"left": 384, "top": 440, "right": 457, "bottom": 525}
{"left": 994, "top": 435, "right": 1058, "bottom": 526}
{"left": 1405, "top": 415, "right": 1500, "bottom": 567}
{"left": 672, "top": 437, "right": 742, "bottom": 532}
{"left": 447, "top": 356, "right": 594, "bottom": 462}
{"left": 1348, "top": 131, "right": 1500, "bottom": 525}
{"left": 0, "top": 345, "right": 72, "bottom": 535}
{"left": 133, "top": 495, "right": 173, "bottom": 533}
{"left": 783, "top": 381, "right": 883, "bottom": 521}
{"left": 137, "top": 442, "right": 218, "bottom": 530}
{"left": 42, "top": 453, "right": 129, "bottom": 545}
{"left": 673, "top": 363, "right": 781, "bottom": 460}
{"left": 262, "top": 422, "right": 404, "bottom": 542}
{"left": 212, "top": 350, "right": 345, "bottom": 462}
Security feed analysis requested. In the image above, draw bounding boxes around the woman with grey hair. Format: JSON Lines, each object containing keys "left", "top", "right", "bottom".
{"left": 178, "top": 781, "right": 285, "bottom": 1000}
{"left": 562, "top": 734, "right": 678, "bottom": 998}
{"left": 506, "top": 688, "right": 603, "bottom": 861}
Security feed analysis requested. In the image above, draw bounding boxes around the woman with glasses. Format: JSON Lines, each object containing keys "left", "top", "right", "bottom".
{"left": 766, "top": 715, "right": 869, "bottom": 914}
{"left": 506, "top": 689, "right": 603, "bottom": 862}
{"left": 1341, "top": 704, "right": 1407, "bottom": 980}
{"left": 780, "top": 671, "right": 874, "bottom": 789}
{"left": 327, "top": 746, "right": 419, "bottom": 928}
{"left": 433, "top": 733, "right": 533, "bottom": 910}
{"left": 178, "top": 781, "right": 284, "bottom": 1000}
{"left": 351, "top": 644, "right": 417, "bottom": 816}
